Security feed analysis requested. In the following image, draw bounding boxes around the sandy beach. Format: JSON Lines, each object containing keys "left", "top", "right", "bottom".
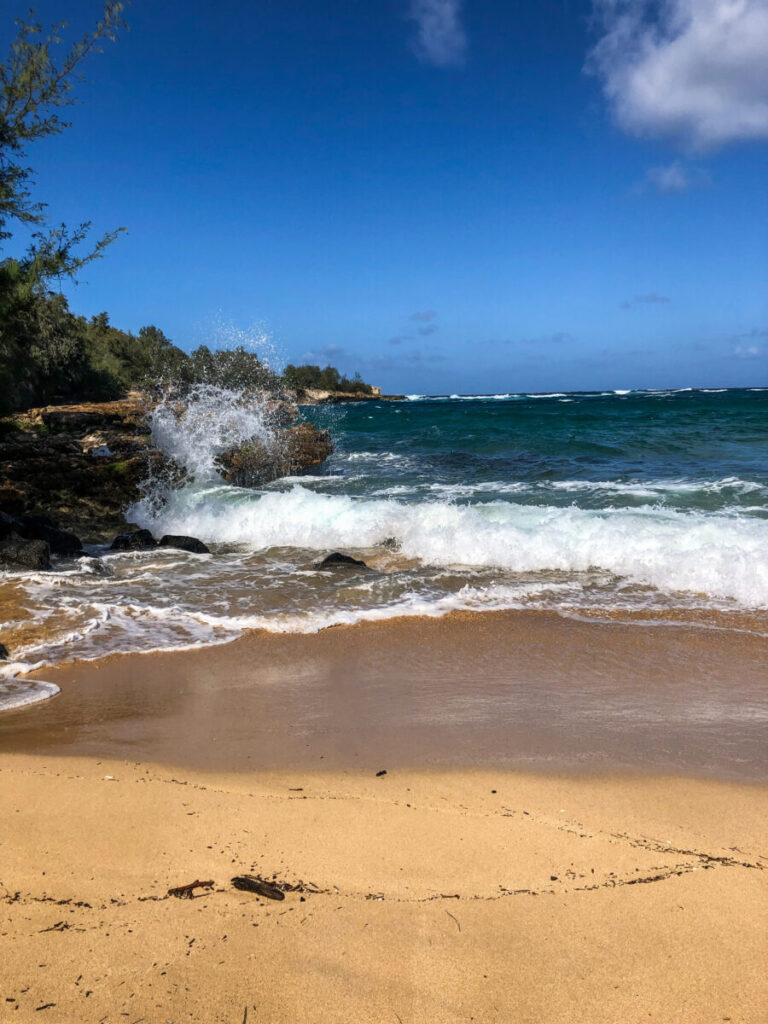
{"left": 1, "top": 611, "right": 767, "bottom": 1022}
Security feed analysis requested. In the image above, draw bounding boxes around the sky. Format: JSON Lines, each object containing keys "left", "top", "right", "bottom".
{"left": 4, "top": 0, "right": 767, "bottom": 393}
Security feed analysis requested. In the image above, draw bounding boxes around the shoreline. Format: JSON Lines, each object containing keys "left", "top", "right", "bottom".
{"left": 4, "top": 607, "right": 767, "bottom": 782}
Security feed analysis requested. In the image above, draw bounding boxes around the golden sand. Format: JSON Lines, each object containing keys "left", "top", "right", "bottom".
{"left": 1, "top": 612, "right": 766, "bottom": 1021}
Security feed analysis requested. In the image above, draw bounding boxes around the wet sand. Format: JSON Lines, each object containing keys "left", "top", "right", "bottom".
{"left": 1, "top": 611, "right": 767, "bottom": 1022}
{"left": 3, "top": 610, "right": 767, "bottom": 779}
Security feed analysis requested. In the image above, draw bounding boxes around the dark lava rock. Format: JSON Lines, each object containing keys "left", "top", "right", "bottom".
{"left": 13, "top": 513, "right": 83, "bottom": 556}
{"left": 159, "top": 535, "right": 210, "bottom": 554}
{"left": 0, "top": 534, "right": 51, "bottom": 571}
{"left": 215, "top": 422, "right": 333, "bottom": 488}
{"left": 109, "top": 529, "right": 157, "bottom": 552}
{"left": 41, "top": 408, "right": 127, "bottom": 432}
{"left": 0, "top": 642, "right": 9, "bottom": 659}
{"left": 315, "top": 552, "right": 368, "bottom": 570}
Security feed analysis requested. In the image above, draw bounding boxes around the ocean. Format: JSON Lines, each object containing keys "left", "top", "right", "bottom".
{"left": 1, "top": 386, "right": 767, "bottom": 709}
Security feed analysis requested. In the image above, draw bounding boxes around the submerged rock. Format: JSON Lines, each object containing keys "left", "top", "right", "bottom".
{"left": 109, "top": 529, "right": 157, "bottom": 552}
{"left": 0, "top": 534, "right": 51, "bottom": 571}
{"left": 315, "top": 552, "right": 369, "bottom": 570}
{"left": 215, "top": 422, "right": 333, "bottom": 488}
{"left": 159, "top": 535, "right": 210, "bottom": 554}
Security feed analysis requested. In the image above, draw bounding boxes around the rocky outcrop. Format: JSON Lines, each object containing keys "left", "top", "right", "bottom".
{"left": 0, "top": 511, "right": 82, "bottom": 556}
{"left": 0, "top": 534, "right": 51, "bottom": 571}
{"left": 1, "top": 395, "right": 335, "bottom": 545}
{"left": 0, "top": 398, "right": 164, "bottom": 542}
{"left": 300, "top": 389, "right": 404, "bottom": 405}
{"left": 215, "top": 422, "right": 333, "bottom": 488}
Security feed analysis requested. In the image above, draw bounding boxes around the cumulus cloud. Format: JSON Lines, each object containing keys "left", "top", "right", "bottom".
{"left": 410, "top": 309, "right": 437, "bottom": 322}
{"left": 588, "top": 0, "right": 768, "bottom": 150}
{"left": 409, "top": 0, "right": 467, "bottom": 68}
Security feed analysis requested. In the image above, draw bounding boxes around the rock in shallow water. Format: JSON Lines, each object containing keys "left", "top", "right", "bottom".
{"left": 315, "top": 552, "right": 369, "bottom": 570}
{"left": 159, "top": 535, "right": 210, "bottom": 554}
{"left": 109, "top": 529, "right": 157, "bottom": 552}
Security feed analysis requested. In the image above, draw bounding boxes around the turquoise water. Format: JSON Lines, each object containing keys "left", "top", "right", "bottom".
{"left": 306, "top": 388, "right": 768, "bottom": 516}
{"left": 2, "top": 387, "right": 767, "bottom": 693}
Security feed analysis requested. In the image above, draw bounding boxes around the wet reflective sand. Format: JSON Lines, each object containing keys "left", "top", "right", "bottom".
{"left": 3, "top": 610, "right": 766, "bottom": 781}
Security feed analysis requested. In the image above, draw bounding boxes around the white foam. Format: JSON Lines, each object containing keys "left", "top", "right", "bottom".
{"left": 134, "top": 485, "right": 768, "bottom": 608}
{"left": 0, "top": 679, "right": 59, "bottom": 712}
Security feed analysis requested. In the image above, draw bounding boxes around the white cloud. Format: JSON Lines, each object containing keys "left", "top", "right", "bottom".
{"left": 588, "top": 0, "right": 768, "bottom": 150}
{"left": 409, "top": 0, "right": 467, "bottom": 67}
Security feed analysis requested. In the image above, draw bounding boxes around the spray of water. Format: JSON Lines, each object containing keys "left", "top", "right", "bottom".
{"left": 146, "top": 384, "right": 276, "bottom": 484}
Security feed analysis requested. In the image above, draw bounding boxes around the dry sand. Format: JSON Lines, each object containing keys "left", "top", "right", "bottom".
{"left": 1, "top": 612, "right": 767, "bottom": 1022}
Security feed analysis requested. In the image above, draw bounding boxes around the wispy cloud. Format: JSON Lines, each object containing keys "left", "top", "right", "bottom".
{"left": 640, "top": 160, "right": 711, "bottom": 193}
{"left": 483, "top": 332, "right": 574, "bottom": 347}
{"left": 409, "top": 0, "right": 467, "bottom": 68}
{"left": 732, "top": 343, "right": 765, "bottom": 358}
{"left": 521, "top": 331, "right": 574, "bottom": 345}
{"left": 387, "top": 336, "right": 404, "bottom": 346}
{"left": 620, "top": 293, "right": 671, "bottom": 308}
{"left": 587, "top": 0, "right": 768, "bottom": 150}
{"left": 418, "top": 324, "right": 438, "bottom": 336}
{"left": 732, "top": 327, "right": 768, "bottom": 358}
{"left": 410, "top": 309, "right": 438, "bottom": 322}
{"left": 299, "top": 343, "right": 348, "bottom": 362}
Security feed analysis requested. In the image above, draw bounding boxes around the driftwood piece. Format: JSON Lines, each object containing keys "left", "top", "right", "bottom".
{"left": 167, "top": 879, "right": 215, "bottom": 899}
{"left": 231, "top": 875, "right": 286, "bottom": 900}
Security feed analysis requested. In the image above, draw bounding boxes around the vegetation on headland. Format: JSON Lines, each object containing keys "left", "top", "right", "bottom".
{"left": 0, "top": 4, "right": 373, "bottom": 416}
{"left": 284, "top": 363, "right": 373, "bottom": 395}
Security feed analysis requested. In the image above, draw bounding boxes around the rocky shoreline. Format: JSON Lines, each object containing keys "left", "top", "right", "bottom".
{"left": 0, "top": 392, "right": 334, "bottom": 557}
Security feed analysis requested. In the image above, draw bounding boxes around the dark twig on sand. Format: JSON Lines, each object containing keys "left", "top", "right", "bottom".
{"left": 167, "top": 879, "right": 215, "bottom": 899}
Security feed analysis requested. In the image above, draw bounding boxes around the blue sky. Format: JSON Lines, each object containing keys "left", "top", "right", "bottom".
{"left": 5, "top": 0, "right": 767, "bottom": 392}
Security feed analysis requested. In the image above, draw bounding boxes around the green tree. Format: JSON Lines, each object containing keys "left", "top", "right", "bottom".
{"left": 0, "top": 3, "right": 127, "bottom": 413}
{"left": 0, "top": 2, "right": 126, "bottom": 266}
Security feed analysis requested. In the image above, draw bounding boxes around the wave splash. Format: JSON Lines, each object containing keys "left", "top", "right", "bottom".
{"left": 145, "top": 384, "right": 275, "bottom": 485}
{"left": 135, "top": 484, "right": 768, "bottom": 609}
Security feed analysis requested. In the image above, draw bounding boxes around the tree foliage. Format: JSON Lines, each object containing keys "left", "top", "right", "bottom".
{"left": 283, "top": 363, "right": 372, "bottom": 394}
{"left": 0, "top": 3, "right": 127, "bottom": 413}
